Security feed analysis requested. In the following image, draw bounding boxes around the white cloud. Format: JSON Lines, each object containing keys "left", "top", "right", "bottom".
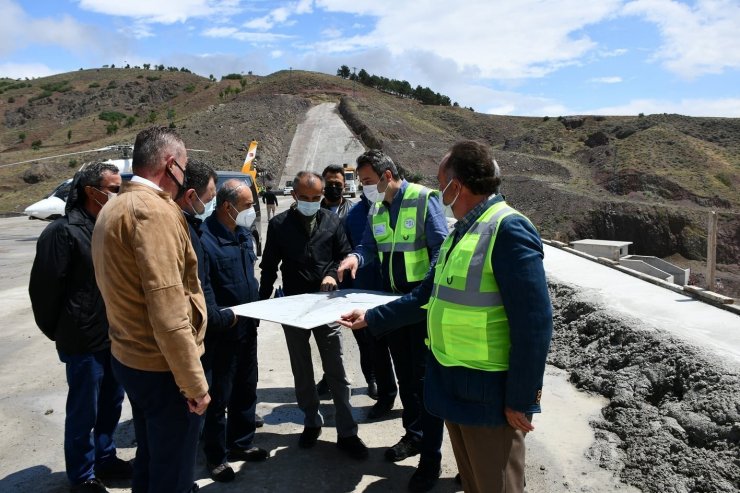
{"left": 243, "top": 1, "right": 314, "bottom": 30}
{"left": 321, "top": 27, "right": 342, "bottom": 38}
{"left": 0, "top": 0, "right": 121, "bottom": 57}
{"left": 589, "top": 76, "right": 623, "bottom": 83}
{"left": 313, "top": 0, "right": 624, "bottom": 79}
{"left": 587, "top": 97, "right": 740, "bottom": 117}
{"left": 0, "top": 62, "right": 58, "bottom": 79}
{"left": 271, "top": 50, "right": 284, "bottom": 58}
{"left": 76, "top": 0, "right": 241, "bottom": 24}
{"left": 203, "top": 26, "right": 293, "bottom": 43}
{"left": 623, "top": 0, "right": 740, "bottom": 77}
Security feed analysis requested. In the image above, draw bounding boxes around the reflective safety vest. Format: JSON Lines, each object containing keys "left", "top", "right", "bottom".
{"left": 370, "top": 183, "right": 436, "bottom": 292}
{"left": 427, "top": 201, "right": 526, "bottom": 371}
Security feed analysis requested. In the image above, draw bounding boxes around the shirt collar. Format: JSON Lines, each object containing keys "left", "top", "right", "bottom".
{"left": 131, "top": 175, "right": 162, "bottom": 191}
{"left": 453, "top": 194, "right": 502, "bottom": 238}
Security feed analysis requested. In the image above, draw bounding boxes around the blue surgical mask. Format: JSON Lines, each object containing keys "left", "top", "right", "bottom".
{"left": 196, "top": 197, "right": 215, "bottom": 221}
{"left": 296, "top": 200, "right": 322, "bottom": 216}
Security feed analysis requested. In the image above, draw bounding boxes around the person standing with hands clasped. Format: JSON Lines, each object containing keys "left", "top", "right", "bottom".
{"left": 259, "top": 171, "right": 369, "bottom": 460}
{"left": 92, "top": 127, "right": 209, "bottom": 493}
{"left": 339, "top": 140, "right": 553, "bottom": 493}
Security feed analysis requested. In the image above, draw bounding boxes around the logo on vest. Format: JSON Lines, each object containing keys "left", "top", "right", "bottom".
{"left": 373, "top": 224, "right": 386, "bottom": 236}
{"left": 404, "top": 218, "right": 415, "bottom": 229}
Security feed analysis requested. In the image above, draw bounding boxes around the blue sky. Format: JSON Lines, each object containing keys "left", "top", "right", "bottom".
{"left": 2, "top": 0, "right": 739, "bottom": 117}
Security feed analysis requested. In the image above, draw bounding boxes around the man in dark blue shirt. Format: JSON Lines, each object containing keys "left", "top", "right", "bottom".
{"left": 200, "top": 179, "right": 268, "bottom": 482}
{"left": 340, "top": 141, "right": 553, "bottom": 493}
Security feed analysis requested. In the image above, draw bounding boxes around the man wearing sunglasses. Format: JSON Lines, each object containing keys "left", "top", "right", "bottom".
{"left": 30, "top": 162, "right": 129, "bottom": 493}
{"left": 92, "top": 127, "right": 209, "bottom": 493}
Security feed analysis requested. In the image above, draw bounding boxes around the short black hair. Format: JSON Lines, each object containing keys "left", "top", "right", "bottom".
{"left": 322, "top": 164, "right": 344, "bottom": 177}
{"left": 184, "top": 159, "right": 216, "bottom": 196}
{"left": 443, "top": 140, "right": 501, "bottom": 195}
{"left": 355, "top": 149, "right": 400, "bottom": 180}
{"left": 68, "top": 161, "right": 119, "bottom": 209}
{"left": 132, "top": 126, "right": 184, "bottom": 172}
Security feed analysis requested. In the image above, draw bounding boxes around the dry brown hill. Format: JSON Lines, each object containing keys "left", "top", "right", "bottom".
{"left": 1, "top": 68, "right": 738, "bottom": 295}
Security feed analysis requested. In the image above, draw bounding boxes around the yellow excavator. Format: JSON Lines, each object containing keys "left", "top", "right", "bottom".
{"left": 240, "top": 140, "right": 259, "bottom": 189}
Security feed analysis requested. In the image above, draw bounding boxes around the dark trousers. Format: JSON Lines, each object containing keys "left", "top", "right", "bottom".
{"left": 202, "top": 329, "right": 259, "bottom": 465}
{"left": 282, "top": 324, "right": 358, "bottom": 437}
{"left": 111, "top": 357, "right": 201, "bottom": 493}
{"left": 370, "top": 334, "right": 398, "bottom": 403}
{"left": 58, "top": 348, "right": 124, "bottom": 485}
{"left": 386, "top": 322, "right": 444, "bottom": 464}
{"left": 351, "top": 328, "right": 376, "bottom": 384}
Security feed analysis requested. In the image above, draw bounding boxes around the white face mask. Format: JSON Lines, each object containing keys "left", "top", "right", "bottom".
{"left": 296, "top": 200, "right": 322, "bottom": 216}
{"left": 362, "top": 175, "right": 387, "bottom": 203}
{"left": 440, "top": 178, "right": 460, "bottom": 219}
{"left": 235, "top": 207, "right": 256, "bottom": 228}
{"left": 195, "top": 196, "right": 215, "bottom": 221}
{"left": 92, "top": 187, "right": 116, "bottom": 208}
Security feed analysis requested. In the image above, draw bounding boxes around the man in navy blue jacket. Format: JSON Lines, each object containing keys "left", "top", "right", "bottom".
{"left": 340, "top": 141, "right": 553, "bottom": 493}
{"left": 338, "top": 150, "right": 449, "bottom": 492}
{"left": 199, "top": 179, "right": 267, "bottom": 482}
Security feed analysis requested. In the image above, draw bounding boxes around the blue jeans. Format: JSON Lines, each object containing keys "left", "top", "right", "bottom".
{"left": 58, "top": 348, "right": 125, "bottom": 485}
{"left": 202, "top": 328, "right": 258, "bottom": 465}
{"left": 111, "top": 357, "right": 202, "bottom": 493}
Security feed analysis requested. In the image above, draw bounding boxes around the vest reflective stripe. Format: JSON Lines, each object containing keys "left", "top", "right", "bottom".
{"left": 427, "top": 201, "right": 524, "bottom": 371}
{"left": 371, "top": 184, "right": 434, "bottom": 290}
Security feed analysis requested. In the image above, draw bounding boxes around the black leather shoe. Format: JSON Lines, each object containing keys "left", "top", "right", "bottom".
{"left": 454, "top": 472, "right": 462, "bottom": 484}
{"left": 367, "top": 399, "right": 394, "bottom": 420}
{"left": 70, "top": 478, "right": 109, "bottom": 493}
{"left": 255, "top": 413, "right": 265, "bottom": 428}
{"left": 385, "top": 434, "right": 420, "bottom": 462}
{"left": 228, "top": 446, "right": 269, "bottom": 462}
{"left": 336, "top": 435, "right": 369, "bottom": 460}
{"left": 298, "top": 426, "right": 322, "bottom": 448}
{"left": 367, "top": 380, "right": 378, "bottom": 400}
{"left": 408, "top": 460, "right": 441, "bottom": 492}
{"left": 207, "top": 462, "right": 235, "bottom": 483}
{"left": 95, "top": 457, "right": 133, "bottom": 480}
{"left": 316, "top": 378, "right": 332, "bottom": 399}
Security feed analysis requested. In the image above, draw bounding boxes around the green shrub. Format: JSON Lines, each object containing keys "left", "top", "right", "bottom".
{"left": 184, "top": 83, "right": 196, "bottom": 93}
{"left": 28, "top": 90, "right": 53, "bottom": 102}
{"left": 147, "top": 111, "right": 157, "bottom": 123}
{"left": 221, "top": 73, "right": 243, "bottom": 80}
{"left": 88, "top": 82, "right": 100, "bottom": 88}
{"left": 124, "top": 116, "right": 136, "bottom": 128}
{"left": 31, "top": 140, "right": 42, "bottom": 150}
{"left": 146, "top": 75, "right": 161, "bottom": 82}
{"left": 69, "top": 158, "right": 78, "bottom": 168}
{"left": 99, "top": 111, "right": 127, "bottom": 123}
{"left": 40, "top": 80, "right": 71, "bottom": 92}
{"left": 107, "top": 80, "right": 117, "bottom": 89}
{"left": 106, "top": 123, "right": 118, "bottom": 135}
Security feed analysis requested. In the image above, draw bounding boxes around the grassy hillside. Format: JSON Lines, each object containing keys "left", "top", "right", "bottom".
{"left": 1, "top": 68, "right": 738, "bottom": 294}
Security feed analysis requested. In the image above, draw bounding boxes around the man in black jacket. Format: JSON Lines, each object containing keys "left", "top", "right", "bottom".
{"left": 29, "top": 163, "right": 130, "bottom": 493}
{"left": 259, "top": 171, "right": 368, "bottom": 460}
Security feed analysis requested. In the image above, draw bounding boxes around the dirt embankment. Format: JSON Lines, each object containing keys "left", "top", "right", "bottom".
{"left": 549, "top": 283, "right": 740, "bottom": 493}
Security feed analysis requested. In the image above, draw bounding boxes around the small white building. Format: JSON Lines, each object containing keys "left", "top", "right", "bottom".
{"left": 570, "top": 239, "right": 632, "bottom": 261}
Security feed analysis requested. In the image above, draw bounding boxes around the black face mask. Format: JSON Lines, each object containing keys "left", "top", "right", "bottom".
{"left": 324, "top": 184, "right": 343, "bottom": 202}
{"left": 168, "top": 160, "right": 188, "bottom": 200}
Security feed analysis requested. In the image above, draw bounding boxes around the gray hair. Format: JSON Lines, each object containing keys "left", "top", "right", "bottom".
{"left": 132, "top": 126, "right": 184, "bottom": 172}
{"left": 292, "top": 170, "right": 324, "bottom": 190}
{"left": 216, "top": 178, "right": 248, "bottom": 208}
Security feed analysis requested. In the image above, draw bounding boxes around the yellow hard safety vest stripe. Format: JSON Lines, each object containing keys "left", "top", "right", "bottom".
{"left": 427, "top": 201, "right": 527, "bottom": 371}
{"left": 370, "top": 183, "right": 435, "bottom": 291}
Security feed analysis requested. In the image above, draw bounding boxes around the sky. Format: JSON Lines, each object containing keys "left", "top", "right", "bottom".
{"left": 1, "top": 0, "right": 740, "bottom": 117}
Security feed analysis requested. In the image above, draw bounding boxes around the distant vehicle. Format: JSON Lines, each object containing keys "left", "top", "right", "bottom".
{"left": 283, "top": 180, "right": 293, "bottom": 196}
{"left": 343, "top": 164, "right": 358, "bottom": 198}
{"left": 23, "top": 179, "right": 73, "bottom": 221}
{"left": 23, "top": 158, "right": 131, "bottom": 221}
{"left": 23, "top": 168, "right": 263, "bottom": 256}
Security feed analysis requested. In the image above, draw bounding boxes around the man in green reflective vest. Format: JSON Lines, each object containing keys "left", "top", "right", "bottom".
{"left": 338, "top": 149, "right": 449, "bottom": 492}
{"left": 339, "top": 140, "right": 553, "bottom": 493}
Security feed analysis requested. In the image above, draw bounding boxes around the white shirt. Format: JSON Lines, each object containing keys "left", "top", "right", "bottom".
{"left": 131, "top": 175, "right": 162, "bottom": 191}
